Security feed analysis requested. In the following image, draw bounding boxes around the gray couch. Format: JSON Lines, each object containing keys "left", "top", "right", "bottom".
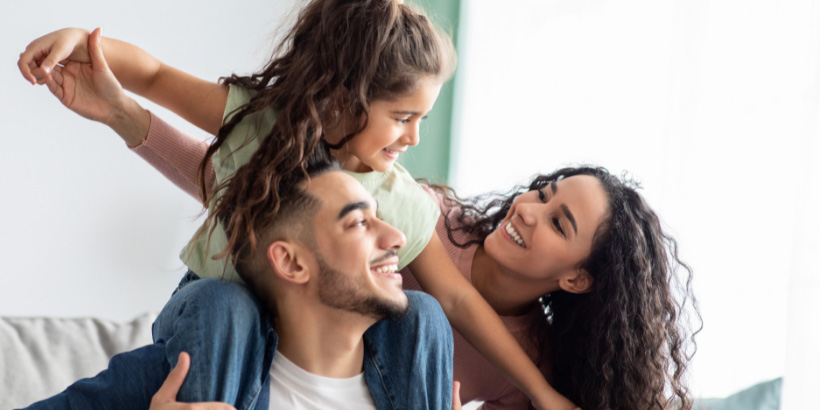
{"left": 1, "top": 314, "right": 155, "bottom": 409}
{"left": 1, "top": 313, "right": 782, "bottom": 410}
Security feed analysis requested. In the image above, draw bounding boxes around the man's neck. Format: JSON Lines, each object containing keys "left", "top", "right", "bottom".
{"left": 274, "top": 304, "right": 375, "bottom": 378}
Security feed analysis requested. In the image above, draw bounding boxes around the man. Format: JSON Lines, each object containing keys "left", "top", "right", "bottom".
{"left": 25, "top": 164, "right": 454, "bottom": 410}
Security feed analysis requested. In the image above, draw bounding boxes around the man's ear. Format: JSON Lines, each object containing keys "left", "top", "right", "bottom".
{"left": 558, "top": 269, "right": 593, "bottom": 294}
{"left": 267, "top": 240, "right": 310, "bottom": 284}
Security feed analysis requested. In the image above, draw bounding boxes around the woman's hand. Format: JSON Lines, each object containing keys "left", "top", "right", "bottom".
{"left": 40, "top": 27, "right": 150, "bottom": 146}
{"left": 18, "top": 28, "right": 91, "bottom": 85}
{"left": 150, "top": 352, "right": 236, "bottom": 410}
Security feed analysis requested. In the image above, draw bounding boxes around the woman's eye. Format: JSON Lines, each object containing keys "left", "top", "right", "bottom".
{"left": 397, "top": 118, "right": 411, "bottom": 124}
{"left": 553, "top": 218, "right": 565, "bottom": 237}
{"left": 537, "top": 189, "right": 547, "bottom": 203}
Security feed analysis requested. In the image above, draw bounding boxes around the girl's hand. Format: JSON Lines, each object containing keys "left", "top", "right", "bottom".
{"left": 452, "top": 381, "right": 462, "bottom": 410}
{"left": 151, "top": 352, "right": 236, "bottom": 410}
{"left": 530, "top": 390, "right": 579, "bottom": 410}
{"left": 44, "top": 27, "right": 123, "bottom": 123}
{"left": 43, "top": 27, "right": 149, "bottom": 146}
{"left": 18, "top": 28, "right": 91, "bottom": 85}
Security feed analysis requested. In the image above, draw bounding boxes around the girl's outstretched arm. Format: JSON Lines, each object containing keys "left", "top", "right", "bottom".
{"left": 409, "top": 234, "right": 578, "bottom": 410}
{"left": 19, "top": 27, "right": 228, "bottom": 135}
{"left": 40, "top": 28, "right": 214, "bottom": 200}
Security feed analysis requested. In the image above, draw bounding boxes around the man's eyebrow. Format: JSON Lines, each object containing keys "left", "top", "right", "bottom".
{"left": 338, "top": 201, "right": 370, "bottom": 220}
{"left": 561, "top": 204, "right": 578, "bottom": 235}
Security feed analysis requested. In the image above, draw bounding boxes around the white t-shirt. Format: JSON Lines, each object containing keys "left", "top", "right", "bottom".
{"left": 268, "top": 351, "right": 377, "bottom": 410}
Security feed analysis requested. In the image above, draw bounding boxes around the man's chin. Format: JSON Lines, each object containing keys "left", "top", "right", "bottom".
{"left": 382, "top": 300, "right": 410, "bottom": 322}
{"left": 367, "top": 292, "right": 409, "bottom": 322}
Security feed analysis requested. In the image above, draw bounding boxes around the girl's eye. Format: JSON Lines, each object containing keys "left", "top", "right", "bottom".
{"left": 397, "top": 118, "right": 411, "bottom": 124}
{"left": 537, "top": 189, "right": 547, "bottom": 203}
{"left": 553, "top": 218, "right": 565, "bottom": 237}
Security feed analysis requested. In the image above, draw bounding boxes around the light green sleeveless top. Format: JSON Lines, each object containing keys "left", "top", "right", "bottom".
{"left": 180, "top": 86, "right": 439, "bottom": 282}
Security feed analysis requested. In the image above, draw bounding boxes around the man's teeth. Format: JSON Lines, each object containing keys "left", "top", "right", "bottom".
{"left": 505, "top": 223, "right": 526, "bottom": 248}
{"left": 375, "top": 265, "right": 398, "bottom": 274}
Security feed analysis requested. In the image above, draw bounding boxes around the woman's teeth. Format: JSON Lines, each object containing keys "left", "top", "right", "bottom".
{"left": 375, "top": 265, "right": 398, "bottom": 274}
{"left": 505, "top": 223, "right": 526, "bottom": 248}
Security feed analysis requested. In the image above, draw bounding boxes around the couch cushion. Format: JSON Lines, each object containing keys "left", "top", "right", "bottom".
{"left": 0, "top": 313, "right": 156, "bottom": 409}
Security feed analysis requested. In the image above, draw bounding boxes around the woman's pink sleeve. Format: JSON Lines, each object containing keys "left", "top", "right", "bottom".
{"left": 129, "top": 112, "right": 216, "bottom": 202}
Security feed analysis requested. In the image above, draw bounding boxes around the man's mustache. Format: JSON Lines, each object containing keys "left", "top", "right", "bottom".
{"left": 369, "top": 250, "right": 399, "bottom": 266}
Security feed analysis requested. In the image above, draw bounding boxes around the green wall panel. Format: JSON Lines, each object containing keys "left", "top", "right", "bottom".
{"left": 399, "top": 0, "right": 460, "bottom": 184}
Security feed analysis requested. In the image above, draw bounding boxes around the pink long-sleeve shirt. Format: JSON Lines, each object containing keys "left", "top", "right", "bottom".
{"left": 130, "top": 113, "right": 215, "bottom": 201}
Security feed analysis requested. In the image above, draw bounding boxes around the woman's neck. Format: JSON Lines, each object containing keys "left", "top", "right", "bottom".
{"left": 471, "top": 246, "right": 544, "bottom": 317}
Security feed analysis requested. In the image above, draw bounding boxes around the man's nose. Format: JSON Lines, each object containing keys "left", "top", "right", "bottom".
{"left": 379, "top": 220, "right": 406, "bottom": 250}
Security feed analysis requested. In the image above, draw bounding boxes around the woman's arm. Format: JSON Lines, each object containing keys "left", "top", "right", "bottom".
{"left": 409, "top": 234, "right": 577, "bottom": 410}
{"left": 19, "top": 27, "right": 228, "bottom": 135}
{"left": 134, "top": 114, "right": 215, "bottom": 201}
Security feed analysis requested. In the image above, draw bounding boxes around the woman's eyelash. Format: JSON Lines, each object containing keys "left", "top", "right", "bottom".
{"left": 553, "top": 218, "right": 565, "bottom": 236}
{"left": 538, "top": 189, "right": 547, "bottom": 203}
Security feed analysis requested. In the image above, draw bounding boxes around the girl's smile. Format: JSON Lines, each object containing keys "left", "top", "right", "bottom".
{"left": 330, "top": 76, "right": 443, "bottom": 174}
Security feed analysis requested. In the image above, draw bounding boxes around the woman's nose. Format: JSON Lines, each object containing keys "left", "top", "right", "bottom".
{"left": 516, "top": 203, "right": 538, "bottom": 226}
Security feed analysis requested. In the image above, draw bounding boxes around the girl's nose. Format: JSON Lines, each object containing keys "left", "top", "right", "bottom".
{"left": 402, "top": 123, "right": 420, "bottom": 147}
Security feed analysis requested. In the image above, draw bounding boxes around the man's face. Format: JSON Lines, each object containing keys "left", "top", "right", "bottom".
{"left": 307, "top": 171, "right": 409, "bottom": 320}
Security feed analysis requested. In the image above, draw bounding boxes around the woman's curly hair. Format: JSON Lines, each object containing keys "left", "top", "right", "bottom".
{"left": 432, "top": 165, "right": 702, "bottom": 410}
{"left": 195, "top": 0, "right": 455, "bottom": 264}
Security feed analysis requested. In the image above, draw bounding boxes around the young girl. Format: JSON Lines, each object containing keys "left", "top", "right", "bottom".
{"left": 19, "top": 1, "right": 576, "bottom": 409}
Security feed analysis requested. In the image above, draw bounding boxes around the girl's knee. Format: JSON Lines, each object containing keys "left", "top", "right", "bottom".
{"left": 177, "top": 279, "right": 260, "bottom": 314}
{"left": 156, "top": 278, "right": 265, "bottom": 340}
{"left": 404, "top": 291, "right": 449, "bottom": 332}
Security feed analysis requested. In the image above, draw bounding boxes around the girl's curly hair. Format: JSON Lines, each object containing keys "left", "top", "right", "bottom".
{"left": 197, "top": 0, "right": 455, "bottom": 264}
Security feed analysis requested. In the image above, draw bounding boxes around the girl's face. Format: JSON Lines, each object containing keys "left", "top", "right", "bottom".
{"left": 483, "top": 175, "right": 609, "bottom": 284}
{"left": 331, "top": 76, "right": 442, "bottom": 173}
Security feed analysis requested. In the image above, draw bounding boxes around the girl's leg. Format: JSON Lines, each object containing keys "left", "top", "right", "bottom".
{"left": 22, "top": 274, "right": 271, "bottom": 410}
{"left": 152, "top": 275, "right": 270, "bottom": 410}
{"left": 363, "top": 290, "right": 454, "bottom": 410}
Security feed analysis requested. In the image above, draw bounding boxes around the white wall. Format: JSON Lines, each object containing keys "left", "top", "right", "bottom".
{"left": 0, "top": 0, "right": 299, "bottom": 321}
{"left": 452, "top": 0, "right": 819, "bottom": 401}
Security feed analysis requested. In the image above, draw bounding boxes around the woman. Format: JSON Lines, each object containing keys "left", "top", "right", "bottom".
{"left": 404, "top": 167, "right": 700, "bottom": 410}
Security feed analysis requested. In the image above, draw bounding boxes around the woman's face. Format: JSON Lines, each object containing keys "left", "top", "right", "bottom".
{"left": 484, "top": 175, "right": 610, "bottom": 283}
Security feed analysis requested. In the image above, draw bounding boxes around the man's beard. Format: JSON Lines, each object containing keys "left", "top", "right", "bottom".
{"left": 316, "top": 255, "right": 409, "bottom": 322}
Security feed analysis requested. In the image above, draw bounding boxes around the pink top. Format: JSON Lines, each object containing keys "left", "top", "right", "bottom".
{"left": 130, "top": 113, "right": 216, "bottom": 200}
{"left": 402, "top": 187, "right": 548, "bottom": 410}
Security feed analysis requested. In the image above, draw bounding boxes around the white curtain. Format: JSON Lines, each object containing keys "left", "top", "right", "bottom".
{"left": 452, "top": 0, "right": 820, "bottom": 402}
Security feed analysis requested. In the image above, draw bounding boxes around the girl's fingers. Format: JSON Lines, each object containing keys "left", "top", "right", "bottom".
{"left": 87, "top": 28, "right": 110, "bottom": 72}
